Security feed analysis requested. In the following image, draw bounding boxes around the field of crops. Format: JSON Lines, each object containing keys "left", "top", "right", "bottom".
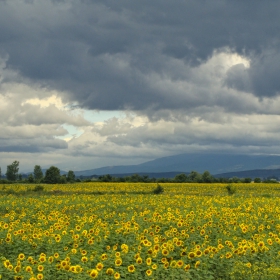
{"left": 1, "top": 182, "right": 280, "bottom": 279}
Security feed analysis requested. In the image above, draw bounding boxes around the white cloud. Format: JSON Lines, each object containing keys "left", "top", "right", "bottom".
{"left": 21, "top": 94, "right": 65, "bottom": 109}
{"left": 1, "top": 49, "right": 280, "bottom": 172}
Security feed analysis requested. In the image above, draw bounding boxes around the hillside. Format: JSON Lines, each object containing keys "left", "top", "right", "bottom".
{"left": 72, "top": 153, "right": 280, "bottom": 176}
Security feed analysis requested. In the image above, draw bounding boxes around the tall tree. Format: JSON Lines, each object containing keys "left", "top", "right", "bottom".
{"left": 0, "top": 167, "right": 1, "bottom": 179}
{"left": 6, "top": 161, "right": 19, "bottom": 181}
{"left": 28, "top": 173, "right": 34, "bottom": 183}
{"left": 67, "top": 170, "right": 75, "bottom": 182}
{"left": 34, "top": 165, "right": 44, "bottom": 182}
{"left": 202, "top": 171, "right": 214, "bottom": 183}
{"left": 44, "top": 166, "right": 61, "bottom": 184}
{"left": 187, "top": 171, "right": 202, "bottom": 182}
{"left": 174, "top": 173, "right": 188, "bottom": 182}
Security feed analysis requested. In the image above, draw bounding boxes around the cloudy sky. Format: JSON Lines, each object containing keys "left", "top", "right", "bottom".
{"left": 1, "top": 0, "right": 280, "bottom": 172}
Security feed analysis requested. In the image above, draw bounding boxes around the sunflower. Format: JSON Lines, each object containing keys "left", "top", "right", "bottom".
{"left": 151, "top": 264, "right": 157, "bottom": 270}
{"left": 14, "top": 266, "right": 21, "bottom": 273}
{"left": 106, "top": 268, "right": 114, "bottom": 275}
{"left": 176, "top": 260, "right": 184, "bottom": 268}
{"left": 128, "top": 265, "right": 135, "bottom": 273}
{"left": 54, "top": 253, "right": 59, "bottom": 259}
{"left": 37, "top": 265, "right": 44, "bottom": 272}
{"left": 75, "top": 265, "right": 83, "bottom": 273}
{"left": 4, "top": 260, "right": 10, "bottom": 268}
{"left": 25, "top": 266, "right": 32, "bottom": 273}
{"left": 184, "top": 264, "right": 191, "bottom": 271}
{"left": 146, "top": 257, "right": 152, "bottom": 265}
{"left": 18, "top": 253, "right": 25, "bottom": 261}
{"left": 162, "top": 249, "right": 169, "bottom": 256}
{"left": 39, "top": 256, "right": 46, "bottom": 263}
{"left": 89, "top": 269, "right": 99, "bottom": 279}
{"left": 195, "top": 250, "right": 202, "bottom": 257}
{"left": 245, "top": 262, "right": 252, "bottom": 268}
{"left": 225, "top": 252, "right": 232, "bottom": 259}
{"left": 146, "top": 269, "right": 153, "bottom": 276}
{"left": 96, "top": 262, "right": 104, "bottom": 271}
{"left": 61, "top": 260, "right": 68, "bottom": 268}
{"left": 188, "top": 252, "right": 195, "bottom": 259}
{"left": 115, "top": 258, "right": 122, "bottom": 266}
{"left": 195, "top": 261, "right": 200, "bottom": 268}
{"left": 267, "top": 239, "right": 273, "bottom": 245}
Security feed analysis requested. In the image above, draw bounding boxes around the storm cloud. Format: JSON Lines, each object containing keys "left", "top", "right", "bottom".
{"left": 1, "top": 0, "right": 280, "bottom": 171}
{"left": 1, "top": 1, "right": 280, "bottom": 111}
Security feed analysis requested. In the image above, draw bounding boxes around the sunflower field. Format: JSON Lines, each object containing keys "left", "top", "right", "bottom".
{"left": 1, "top": 182, "right": 280, "bottom": 279}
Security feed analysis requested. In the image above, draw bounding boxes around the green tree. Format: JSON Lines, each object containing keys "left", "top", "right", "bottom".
{"left": 99, "top": 174, "right": 112, "bottom": 182}
{"left": 0, "top": 167, "right": 1, "bottom": 179}
{"left": 128, "top": 174, "right": 144, "bottom": 182}
{"left": 34, "top": 165, "right": 44, "bottom": 182}
{"left": 202, "top": 171, "right": 214, "bottom": 183}
{"left": 6, "top": 161, "right": 19, "bottom": 181}
{"left": 254, "top": 177, "right": 262, "bottom": 183}
{"left": 44, "top": 166, "right": 61, "bottom": 184}
{"left": 243, "top": 177, "right": 252, "bottom": 183}
{"left": 174, "top": 173, "right": 188, "bottom": 182}
{"left": 67, "top": 170, "right": 75, "bottom": 182}
{"left": 229, "top": 176, "right": 240, "bottom": 183}
{"left": 60, "top": 175, "right": 67, "bottom": 184}
{"left": 28, "top": 173, "right": 34, "bottom": 183}
{"left": 188, "top": 171, "right": 202, "bottom": 182}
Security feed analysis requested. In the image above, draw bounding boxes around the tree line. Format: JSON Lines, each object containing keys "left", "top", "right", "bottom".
{"left": 98, "top": 171, "right": 267, "bottom": 183}
{"left": 0, "top": 161, "right": 276, "bottom": 184}
{"left": 0, "top": 161, "right": 75, "bottom": 184}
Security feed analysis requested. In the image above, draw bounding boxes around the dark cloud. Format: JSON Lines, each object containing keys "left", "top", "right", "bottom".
{"left": 225, "top": 49, "right": 280, "bottom": 97}
{"left": 0, "top": 137, "right": 67, "bottom": 153}
{"left": 2, "top": 0, "right": 280, "bottom": 171}
{"left": 0, "top": 0, "right": 280, "bottom": 114}
{"left": 249, "top": 50, "right": 280, "bottom": 97}
{"left": 224, "top": 63, "right": 251, "bottom": 93}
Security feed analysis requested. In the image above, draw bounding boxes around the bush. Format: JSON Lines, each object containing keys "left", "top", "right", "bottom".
{"left": 44, "top": 166, "right": 61, "bottom": 184}
{"left": 254, "top": 177, "right": 262, "bottom": 183}
{"left": 226, "top": 184, "right": 236, "bottom": 195}
{"left": 243, "top": 177, "right": 252, "bottom": 183}
{"left": 33, "top": 185, "right": 44, "bottom": 192}
{"left": 5, "top": 189, "right": 16, "bottom": 195}
{"left": 0, "top": 179, "right": 12, "bottom": 184}
{"left": 153, "top": 184, "right": 164, "bottom": 194}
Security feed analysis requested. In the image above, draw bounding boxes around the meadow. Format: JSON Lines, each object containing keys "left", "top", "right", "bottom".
{"left": 0, "top": 182, "right": 280, "bottom": 279}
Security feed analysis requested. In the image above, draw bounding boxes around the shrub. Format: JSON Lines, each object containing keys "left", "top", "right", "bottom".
{"left": 226, "top": 184, "right": 236, "bottom": 195}
{"left": 254, "top": 177, "right": 262, "bottom": 183}
{"left": 5, "top": 189, "right": 16, "bottom": 195}
{"left": 153, "top": 184, "right": 164, "bottom": 194}
{"left": 33, "top": 185, "right": 44, "bottom": 192}
{"left": 243, "top": 177, "right": 252, "bottom": 183}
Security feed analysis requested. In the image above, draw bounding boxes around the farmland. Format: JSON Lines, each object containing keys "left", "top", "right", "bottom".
{"left": 0, "top": 183, "right": 280, "bottom": 279}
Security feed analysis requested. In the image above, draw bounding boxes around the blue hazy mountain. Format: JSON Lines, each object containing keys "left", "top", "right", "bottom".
{"left": 73, "top": 153, "right": 280, "bottom": 176}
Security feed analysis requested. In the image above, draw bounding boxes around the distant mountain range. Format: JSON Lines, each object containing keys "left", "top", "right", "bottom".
{"left": 214, "top": 169, "right": 280, "bottom": 179}
{"left": 22, "top": 153, "right": 280, "bottom": 179}
{"left": 71, "top": 153, "right": 280, "bottom": 177}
